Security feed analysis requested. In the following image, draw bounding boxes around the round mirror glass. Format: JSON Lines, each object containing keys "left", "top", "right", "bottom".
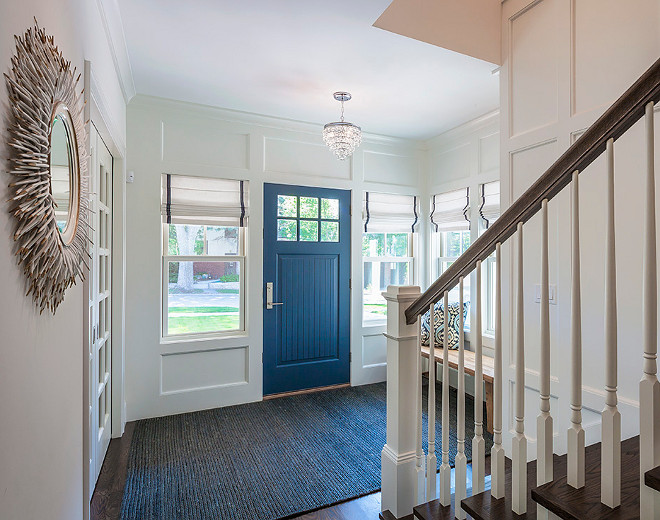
{"left": 49, "top": 105, "right": 79, "bottom": 244}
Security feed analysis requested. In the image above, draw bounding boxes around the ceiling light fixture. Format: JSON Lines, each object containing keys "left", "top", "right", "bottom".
{"left": 323, "top": 91, "right": 362, "bottom": 160}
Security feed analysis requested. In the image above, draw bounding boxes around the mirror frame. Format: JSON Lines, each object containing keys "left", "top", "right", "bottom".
{"left": 5, "top": 21, "right": 90, "bottom": 313}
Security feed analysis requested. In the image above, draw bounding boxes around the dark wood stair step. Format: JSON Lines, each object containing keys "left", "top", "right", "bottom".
{"left": 461, "top": 453, "right": 567, "bottom": 520}
{"left": 644, "top": 464, "right": 660, "bottom": 492}
{"left": 379, "top": 510, "right": 413, "bottom": 520}
{"left": 413, "top": 494, "right": 467, "bottom": 520}
{"left": 531, "top": 436, "right": 639, "bottom": 520}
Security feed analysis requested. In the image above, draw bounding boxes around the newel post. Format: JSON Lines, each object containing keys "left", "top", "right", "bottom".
{"left": 381, "top": 285, "right": 422, "bottom": 518}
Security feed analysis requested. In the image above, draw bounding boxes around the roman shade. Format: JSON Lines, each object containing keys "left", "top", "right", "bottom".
{"left": 161, "top": 174, "right": 248, "bottom": 227}
{"left": 479, "top": 181, "right": 500, "bottom": 228}
{"left": 430, "top": 187, "right": 470, "bottom": 231}
{"left": 362, "top": 192, "right": 419, "bottom": 233}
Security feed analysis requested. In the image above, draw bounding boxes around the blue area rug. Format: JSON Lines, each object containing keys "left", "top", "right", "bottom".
{"left": 120, "top": 381, "right": 492, "bottom": 520}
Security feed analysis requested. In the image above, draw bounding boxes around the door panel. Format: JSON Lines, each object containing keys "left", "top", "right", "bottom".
{"left": 263, "top": 183, "right": 350, "bottom": 395}
{"left": 88, "top": 124, "right": 113, "bottom": 491}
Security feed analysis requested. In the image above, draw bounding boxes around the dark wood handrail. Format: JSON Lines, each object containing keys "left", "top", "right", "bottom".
{"left": 405, "top": 56, "right": 660, "bottom": 324}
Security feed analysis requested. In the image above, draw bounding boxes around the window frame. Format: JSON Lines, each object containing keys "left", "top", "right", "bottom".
{"left": 362, "top": 231, "right": 415, "bottom": 326}
{"left": 161, "top": 224, "right": 247, "bottom": 340}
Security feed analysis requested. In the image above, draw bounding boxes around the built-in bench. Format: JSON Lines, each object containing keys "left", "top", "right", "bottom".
{"left": 420, "top": 346, "right": 494, "bottom": 435}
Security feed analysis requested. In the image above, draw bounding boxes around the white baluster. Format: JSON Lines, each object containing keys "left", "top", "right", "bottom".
{"left": 472, "top": 260, "right": 486, "bottom": 494}
{"left": 568, "top": 171, "right": 585, "bottom": 489}
{"left": 512, "top": 223, "right": 527, "bottom": 515}
{"left": 439, "top": 292, "right": 451, "bottom": 505}
{"left": 601, "top": 138, "right": 621, "bottom": 508}
{"left": 537, "top": 199, "right": 552, "bottom": 520}
{"left": 491, "top": 242, "right": 505, "bottom": 499}
{"left": 416, "top": 316, "right": 426, "bottom": 504}
{"left": 427, "top": 302, "right": 437, "bottom": 500}
{"left": 455, "top": 278, "right": 467, "bottom": 519}
{"left": 640, "top": 101, "right": 660, "bottom": 519}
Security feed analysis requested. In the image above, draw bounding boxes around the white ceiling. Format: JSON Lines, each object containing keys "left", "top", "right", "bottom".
{"left": 116, "top": 0, "right": 500, "bottom": 140}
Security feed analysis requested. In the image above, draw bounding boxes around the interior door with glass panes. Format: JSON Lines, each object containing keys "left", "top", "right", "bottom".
{"left": 88, "top": 124, "right": 113, "bottom": 489}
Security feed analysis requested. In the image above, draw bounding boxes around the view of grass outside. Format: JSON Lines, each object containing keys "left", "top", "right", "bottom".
{"left": 363, "top": 232, "right": 412, "bottom": 323}
{"left": 166, "top": 224, "right": 242, "bottom": 336}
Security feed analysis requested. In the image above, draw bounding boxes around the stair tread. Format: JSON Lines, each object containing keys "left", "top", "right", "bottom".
{"left": 413, "top": 494, "right": 465, "bottom": 520}
{"left": 461, "top": 453, "right": 567, "bottom": 520}
{"left": 531, "top": 436, "right": 639, "bottom": 520}
{"left": 380, "top": 511, "right": 413, "bottom": 520}
{"left": 644, "top": 464, "right": 660, "bottom": 492}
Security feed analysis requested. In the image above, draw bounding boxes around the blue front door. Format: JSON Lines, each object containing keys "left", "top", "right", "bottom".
{"left": 263, "top": 183, "right": 351, "bottom": 395}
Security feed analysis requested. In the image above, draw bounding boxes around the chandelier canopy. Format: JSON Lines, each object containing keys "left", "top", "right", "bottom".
{"left": 323, "top": 92, "right": 362, "bottom": 160}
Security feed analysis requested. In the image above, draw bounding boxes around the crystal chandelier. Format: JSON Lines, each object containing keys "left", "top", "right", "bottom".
{"left": 323, "top": 92, "right": 362, "bottom": 160}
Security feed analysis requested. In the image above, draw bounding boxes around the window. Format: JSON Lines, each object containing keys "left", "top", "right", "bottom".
{"left": 276, "top": 195, "right": 339, "bottom": 242}
{"left": 430, "top": 188, "right": 471, "bottom": 327}
{"left": 362, "top": 192, "right": 419, "bottom": 324}
{"left": 363, "top": 233, "right": 413, "bottom": 322}
{"left": 161, "top": 175, "right": 248, "bottom": 338}
{"left": 479, "top": 181, "right": 500, "bottom": 335}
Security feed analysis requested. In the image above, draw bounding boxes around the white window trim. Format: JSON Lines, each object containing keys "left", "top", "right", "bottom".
{"left": 362, "top": 232, "right": 415, "bottom": 326}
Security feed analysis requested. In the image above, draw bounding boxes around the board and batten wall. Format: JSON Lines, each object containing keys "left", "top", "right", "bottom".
{"left": 499, "top": 0, "right": 660, "bottom": 459}
{"left": 0, "top": 3, "right": 127, "bottom": 520}
{"left": 124, "top": 96, "right": 427, "bottom": 421}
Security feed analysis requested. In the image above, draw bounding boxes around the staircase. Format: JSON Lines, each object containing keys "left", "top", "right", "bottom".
{"left": 380, "top": 56, "right": 660, "bottom": 520}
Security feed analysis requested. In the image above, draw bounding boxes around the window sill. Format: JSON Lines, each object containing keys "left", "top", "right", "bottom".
{"left": 161, "top": 330, "right": 249, "bottom": 345}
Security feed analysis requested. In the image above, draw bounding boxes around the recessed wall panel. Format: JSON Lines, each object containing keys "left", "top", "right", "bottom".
{"left": 363, "top": 151, "right": 420, "bottom": 186}
{"left": 430, "top": 143, "right": 471, "bottom": 185}
{"left": 161, "top": 120, "right": 248, "bottom": 169}
{"left": 510, "top": 140, "right": 558, "bottom": 199}
{"left": 572, "top": 0, "right": 658, "bottom": 115}
{"left": 362, "top": 334, "right": 386, "bottom": 367}
{"left": 161, "top": 346, "right": 248, "bottom": 394}
{"left": 264, "top": 137, "right": 351, "bottom": 179}
{"left": 479, "top": 132, "right": 499, "bottom": 173}
{"left": 510, "top": 0, "right": 559, "bottom": 136}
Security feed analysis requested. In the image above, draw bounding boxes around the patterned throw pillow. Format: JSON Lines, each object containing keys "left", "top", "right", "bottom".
{"left": 420, "top": 301, "right": 470, "bottom": 349}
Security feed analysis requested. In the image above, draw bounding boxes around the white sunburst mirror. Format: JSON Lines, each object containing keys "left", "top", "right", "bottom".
{"left": 4, "top": 20, "right": 90, "bottom": 313}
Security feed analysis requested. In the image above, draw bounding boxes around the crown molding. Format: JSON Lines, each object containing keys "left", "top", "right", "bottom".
{"left": 96, "top": 0, "right": 136, "bottom": 104}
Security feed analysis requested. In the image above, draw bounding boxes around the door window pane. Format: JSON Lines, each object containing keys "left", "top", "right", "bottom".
{"left": 321, "top": 221, "right": 339, "bottom": 242}
{"left": 277, "top": 195, "right": 298, "bottom": 217}
{"left": 167, "top": 260, "right": 241, "bottom": 335}
{"left": 299, "top": 220, "right": 319, "bottom": 242}
{"left": 321, "top": 198, "right": 339, "bottom": 220}
{"left": 277, "top": 219, "right": 297, "bottom": 241}
{"left": 299, "top": 197, "right": 319, "bottom": 219}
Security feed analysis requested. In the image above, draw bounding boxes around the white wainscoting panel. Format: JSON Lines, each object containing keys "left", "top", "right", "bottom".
{"left": 571, "top": 0, "right": 659, "bottom": 116}
{"left": 362, "top": 333, "right": 387, "bottom": 368}
{"left": 161, "top": 346, "right": 249, "bottom": 394}
{"left": 263, "top": 136, "right": 352, "bottom": 180}
{"left": 161, "top": 120, "right": 249, "bottom": 170}
{"left": 430, "top": 142, "right": 471, "bottom": 185}
{"left": 479, "top": 132, "right": 500, "bottom": 174}
{"left": 509, "top": 0, "right": 559, "bottom": 138}
{"left": 363, "top": 151, "right": 420, "bottom": 186}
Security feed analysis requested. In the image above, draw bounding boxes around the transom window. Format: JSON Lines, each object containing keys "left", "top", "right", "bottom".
{"left": 276, "top": 195, "right": 339, "bottom": 242}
